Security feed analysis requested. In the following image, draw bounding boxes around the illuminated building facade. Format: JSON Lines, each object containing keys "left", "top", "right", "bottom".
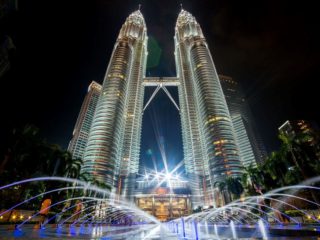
{"left": 82, "top": 10, "right": 148, "bottom": 199}
{"left": 134, "top": 173, "right": 192, "bottom": 221}
{"left": 219, "top": 75, "right": 267, "bottom": 167}
{"left": 174, "top": 10, "right": 243, "bottom": 206}
{"left": 81, "top": 9, "right": 243, "bottom": 207}
{"left": 279, "top": 120, "right": 318, "bottom": 139}
{"left": 279, "top": 120, "right": 319, "bottom": 147}
{"left": 68, "top": 81, "right": 102, "bottom": 160}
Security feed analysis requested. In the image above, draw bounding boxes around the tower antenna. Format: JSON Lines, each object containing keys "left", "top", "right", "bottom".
{"left": 180, "top": 3, "right": 183, "bottom": 10}
{"left": 138, "top": 4, "right": 141, "bottom": 11}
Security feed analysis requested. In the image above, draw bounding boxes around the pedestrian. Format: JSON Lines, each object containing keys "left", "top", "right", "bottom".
{"left": 38, "top": 195, "right": 52, "bottom": 229}
{"left": 71, "top": 200, "right": 83, "bottom": 225}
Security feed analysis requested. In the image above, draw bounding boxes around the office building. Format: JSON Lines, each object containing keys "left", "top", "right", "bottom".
{"left": 68, "top": 81, "right": 102, "bottom": 160}
{"left": 219, "top": 75, "right": 267, "bottom": 167}
{"left": 81, "top": 9, "right": 243, "bottom": 207}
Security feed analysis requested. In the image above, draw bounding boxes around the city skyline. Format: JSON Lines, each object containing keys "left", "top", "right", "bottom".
{"left": 1, "top": 0, "right": 319, "bottom": 167}
{"left": 1, "top": 1, "right": 320, "bottom": 235}
{"left": 78, "top": 9, "right": 244, "bottom": 207}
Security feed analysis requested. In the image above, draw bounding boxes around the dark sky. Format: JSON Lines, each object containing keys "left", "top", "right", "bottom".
{"left": 1, "top": 0, "right": 319, "bottom": 170}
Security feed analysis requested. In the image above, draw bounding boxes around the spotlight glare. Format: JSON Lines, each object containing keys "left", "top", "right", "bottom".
{"left": 166, "top": 173, "right": 172, "bottom": 179}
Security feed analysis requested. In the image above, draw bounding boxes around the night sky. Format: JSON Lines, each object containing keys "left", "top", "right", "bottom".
{"left": 1, "top": 0, "right": 319, "bottom": 171}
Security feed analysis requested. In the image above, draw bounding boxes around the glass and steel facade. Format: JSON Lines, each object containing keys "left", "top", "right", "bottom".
{"left": 68, "top": 81, "right": 102, "bottom": 160}
{"left": 81, "top": 9, "right": 245, "bottom": 207}
{"left": 219, "top": 75, "right": 268, "bottom": 167}
{"left": 174, "top": 10, "right": 243, "bottom": 207}
{"left": 82, "top": 10, "right": 148, "bottom": 198}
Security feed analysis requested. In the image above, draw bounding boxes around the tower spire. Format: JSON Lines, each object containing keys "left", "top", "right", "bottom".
{"left": 138, "top": 4, "right": 141, "bottom": 11}
{"left": 180, "top": 3, "right": 183, "bottom": 10}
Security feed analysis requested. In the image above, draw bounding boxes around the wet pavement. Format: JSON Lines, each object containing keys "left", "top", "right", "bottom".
{"left": 0, "top": 224, "right": 179, "bottom": 239}
{"left": 1, "top": 223, "right": 320, "bottom": 239}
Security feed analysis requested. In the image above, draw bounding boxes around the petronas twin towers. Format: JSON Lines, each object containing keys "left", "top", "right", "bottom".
{"left": 82, "top": 9, "right": 243, "bottom": 207}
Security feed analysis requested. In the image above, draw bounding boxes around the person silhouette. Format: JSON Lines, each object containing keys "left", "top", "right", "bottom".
{"left": 38, "top": 195, "right": 52, "bottom": 228}
{"left": 71, "top": 200, "right": 83, "bottom": 224}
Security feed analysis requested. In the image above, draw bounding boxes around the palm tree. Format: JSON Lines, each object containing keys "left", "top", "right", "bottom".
{"left": 214, "top": 180, "right": 230, "bottom": 205}
{"left": 46, "top": 144, "right": 64, "bottom": 176}
{"left": 279, "top": 132, "right": 320, "bottom": 204}
{"left": 0, "top": 124, "right": 69, "bottom": 182}
{"left": 278, "top": 131, "right": 319, "bottom": 179}
{"left": 284, "top": 166, "right": 302, "bottom": 185}
{"left": 242, "top": 164, "right": 265, "bottom": 195}
{"left": 263, "top": 150, "right": 287, "bottom": 188}
{"left": 293, "top": 132, "right": 320, "bottom": 175}
{"left": 225, "top": 177, "right": 244, "bottom": 200}
{"left": 78, "top": 171, "right": 90, "bottom": 182}
{"left": 62, "top": 152, "right": 83, "bottom": 179}
{"left": 84, "top": 178, "right": 111, "bottom": 199}
{"left": 279, "top": 133, "right": 307, "bottom": 178}
{"left": 60, "top": 152, "right": 86, "bottom": 202}
{"left": 0, "top": 124, "right": 45, "bottom": 180}
{"left": 0, "top": 124, "right": 52, "bottom": 219}
{"left": 89, "top": 178, "right": 111, "bottom": 191}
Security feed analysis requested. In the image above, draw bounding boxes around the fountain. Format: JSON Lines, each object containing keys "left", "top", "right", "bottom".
{"left": 193, "top": 220, "right": 199, "bottom": 239}
{"left": 214, "top": 223, "right": 219, "bottom": 239}
{"left": 2, "top": 176, "right": 320, "bottom": 239}
{"left": 204, "top": 220, "right": 209, "bottom": 235}
{"left": 258, "top": 219, "right": 268, "bottom": 240}
{"left": 167, "top": 176, "right": 320, "bottom": 239}
{"left": 0, "top": 177, "right": 165, "bottom": 239}
{"left": 230, "top": 220, "right": 237, "bottom": 239}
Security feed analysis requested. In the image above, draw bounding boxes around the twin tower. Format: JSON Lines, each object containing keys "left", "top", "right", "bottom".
{"left": 82, "top": 9, "right": 243, "bottom": 207}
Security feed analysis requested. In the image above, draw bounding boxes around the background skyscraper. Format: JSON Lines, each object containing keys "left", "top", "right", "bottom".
{"left": 219, "top": 75, "right": 268, "bottom": 167}
{"left": 68, "top": 81, "right": 102, "bottom": 160}
{"left": 279, "top": 120, "right": 318, "bottom": 138}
